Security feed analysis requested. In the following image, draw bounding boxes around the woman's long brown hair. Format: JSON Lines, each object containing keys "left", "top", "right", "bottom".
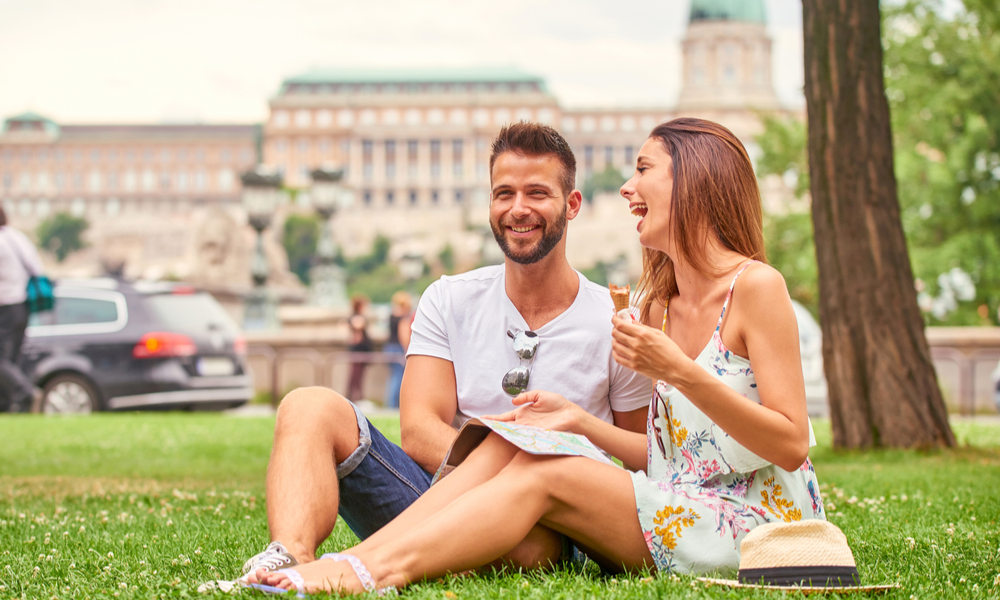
{"left": 637, "top": 118, "right": 766, "bottom": 323}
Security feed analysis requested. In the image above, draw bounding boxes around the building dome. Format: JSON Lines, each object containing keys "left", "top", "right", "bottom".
{"left": 689, "top": 0, "right": 767, "bottom": 24}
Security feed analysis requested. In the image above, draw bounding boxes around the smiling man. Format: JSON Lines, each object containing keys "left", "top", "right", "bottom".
{"left": 212, "top": 122, "right": 650, "bottom": 590}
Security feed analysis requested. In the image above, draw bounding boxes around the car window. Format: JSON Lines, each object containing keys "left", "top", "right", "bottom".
{"left": 29, "top": 297, "right": 119, "bottom": 327}
{"left": 144, "top": 293, "right": 240, "bottom": 335}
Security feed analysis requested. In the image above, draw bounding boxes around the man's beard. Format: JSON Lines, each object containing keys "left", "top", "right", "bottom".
{"left": 490, "top": 203, "right": 567, "bottom": 265}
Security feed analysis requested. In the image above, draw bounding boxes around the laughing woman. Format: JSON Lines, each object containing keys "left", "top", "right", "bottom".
{"left": 250, "top": 118, "right": 825, "bottom": 594}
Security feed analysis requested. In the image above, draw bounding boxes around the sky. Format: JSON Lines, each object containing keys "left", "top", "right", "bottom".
{"left": 0, "top": 0, "right": 805, "bottom": 125}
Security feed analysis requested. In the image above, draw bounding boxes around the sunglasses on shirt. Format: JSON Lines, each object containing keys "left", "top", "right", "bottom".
{"left": 502, "top": 330, "right": 538, "bottom": 395}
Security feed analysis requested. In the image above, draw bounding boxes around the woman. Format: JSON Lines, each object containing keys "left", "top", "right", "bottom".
{"left": 252, "top": 118, "right": 824, "bottom": 594}
{"left": 383, "top": 290, "right": 412, "bottom": 409}
{"left": 346, "top": 294, "right": 372, "bottom": 402}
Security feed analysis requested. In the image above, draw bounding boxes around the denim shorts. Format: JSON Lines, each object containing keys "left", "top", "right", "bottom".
{"left": 336, "top": 402, "right": 433, "bottom": 540}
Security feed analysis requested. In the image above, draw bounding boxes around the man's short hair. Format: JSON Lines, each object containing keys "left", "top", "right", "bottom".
{"left": 489, "top": 122, "right": 577, "bottom": 197}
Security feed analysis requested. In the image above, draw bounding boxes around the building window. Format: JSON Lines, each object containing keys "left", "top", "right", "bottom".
{"left": 383, "top": 109, "right": 400, "bottom": 126}
{"left": 452, "top": 139, "right": 463, "bottom": 179}
{"left": 621, "top": 116, "right": 636, "bottom": 132}
{"left": 123, "top": 170, "right": 136, "bottom": 191}
{"left": 195, "top": 148, "right": 205, "bottom": 161}
{"left": 473, "top": 109, "right": 489, "bottom": 127}
{"left": 405, "top": 109, "right": 421, "bottom": 126}
{"left": 430, "top": 140, "right": 441, "bottom": 180}
{"left": 605, "top": 146, "right": 614, "bottom": 167}
{"left": 584, "top": 146, "right": 594, "bottom": 178}
{"left": 561, "top": 117, "right": 576, "bottom": 133}
{"left": 493, "top": 108, "right": 511, "bottom": 126}
{"left": 427, "top": 109, "right": 445, "bottom": 125}
{"left": 385, "top": 140, "right": 396, "bottom": 181}
{"left": 54, "top": 149, "right": 64, "bottom": 162}
{"left": 581, "top": 117, "right": 596, "bottom": 133}
{"left": 106, "top": 197, "right": 121, "bottom": 216}
{"left": 142, "top": 169, "right": 155, "bottom": 191}
{"left": 195, "top": 170, "right": 207, "bottom": 190}
{"left": 176, "top": 149, "right": 186, "bottom": 161}
{"left": 409, "top": 190, "right": 418, "bottom": 206}
{"left": 454, "top": 190, "right": 464, "bottom": 205}
{"left": 515, "top": 108, "right": 532, "bottom": 122}
{"left": 449, "top": 109, "right": 467, "bottom": 126}
{"left": 362, "top": 140, "right": 373, "bottom": 182}
{"left": 106, "top": 171, "right": 118, "bottom": 190}
{"left": 318, "top": 138, "right": 331, "bottom": 154}
{"left": 240, "top": 148, "right": 253, "bottom": 163}
{"left": 296, "top": 139, "right": 309, "bottom": 155}
{"left": 124, "top": 149, "right": 134, "bottom": 161}
{"left": 295, "top": 110, "right": 311, "bottom": 128}
{"left": 90, "top": 149, "right": 101, "bottom": 162}
{"left": 537, "top": 108, "right": 554, "bottom": 125}
{"left": 143, "top": 149, "right": 153, "bottom": 161}
{"left": 273, "top": 110, "right": 290, "bottom": 128}
{"left": 220, "top": 148, "right": 232, "bottom": 162}
{"left": 161, "top": 149, "right": 171, "bottom": 162}
{"left": 218, "top": 168, "right": 234, "bottom": 191}
{"left": 70, "top": 198, "right": 85, "bottom": 217}
{"left": 338, "top": 109, "right": 354, "bottom": 127}
{"left": 160, "top": 172, "right": 171, "bottom": 190}
{"left": 177, "top": 171, "right": 189, "bottom": 191}
{"left": 73, "top": 172, "right": 84, "bottom": 190}
{"left": 386, "top": 191, "right": 395, "bottom": 205}
{"left": 317, "top": 110, "right": 333, "bottom": 128}
{"left": 624, "top": 146, "right": 634, "bottom": 168}
{"left": 431, "top": 190, "right": 439, "bottom": 205}
{"left": 360, "top": 110, "right": 377, "bottom": 126}
{"left": 363, "top": 190, "right": 372, "bottom": 206}
{"left": 407, "top": 140, "right": 419, "bottom": 181}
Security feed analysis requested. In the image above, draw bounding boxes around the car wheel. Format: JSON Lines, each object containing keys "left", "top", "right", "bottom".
{"left": 41, "top": 374, "right": 100, "bottom": 415}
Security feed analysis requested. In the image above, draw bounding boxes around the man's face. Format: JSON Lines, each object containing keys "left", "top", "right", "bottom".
{"left": 489, "top": 152, "right": 580, "bottom": 265}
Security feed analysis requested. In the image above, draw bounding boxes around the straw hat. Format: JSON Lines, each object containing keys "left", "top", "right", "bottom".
{"left": 698, "top": 520, "right": 899, "bottom": 594}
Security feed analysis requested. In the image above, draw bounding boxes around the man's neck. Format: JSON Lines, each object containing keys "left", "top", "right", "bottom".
{"left": 503, "top": 252, "right": 580, "bottom": 331}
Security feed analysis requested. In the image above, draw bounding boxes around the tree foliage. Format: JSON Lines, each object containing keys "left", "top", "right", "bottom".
{"left": 582, "top": 165, "right": 627, "bottom": 202}
{"left": 756, "top": 0, "right": 1000, "bottom": 325}
{"left": 282, "top": 213, "right": 321, "bottom": 285}
{"left": 36, "top": 212, "right": 87, "bottom": 262}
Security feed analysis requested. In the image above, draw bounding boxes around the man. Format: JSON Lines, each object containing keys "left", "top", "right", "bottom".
{"left": 232, "top": 122, "right": 649, "bottom": 584}
{"left": 0, "top": 206, "right": 44, "bottom": 413}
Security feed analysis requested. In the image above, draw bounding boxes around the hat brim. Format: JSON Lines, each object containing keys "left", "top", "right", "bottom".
{"left": 697, "top": 577, "right": 900, "bottom": 595}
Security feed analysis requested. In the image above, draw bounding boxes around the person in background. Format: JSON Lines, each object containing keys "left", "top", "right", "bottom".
{"left": 346, "top": 294, "right": 372, "bottom": 402}
{"left": 0, "top": 206, "right": 44, "bottom": 413}
{"left": 383, "top": 291, "right": 413, "bottom": 409}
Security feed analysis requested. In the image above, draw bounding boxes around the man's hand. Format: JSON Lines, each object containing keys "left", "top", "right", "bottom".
{"left": 483, "top": 390, "right": 585, "bottom": 433}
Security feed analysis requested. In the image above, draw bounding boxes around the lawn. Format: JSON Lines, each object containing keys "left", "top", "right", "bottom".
{"left": 1, "top": 414, "right": 998, "bottom": 599}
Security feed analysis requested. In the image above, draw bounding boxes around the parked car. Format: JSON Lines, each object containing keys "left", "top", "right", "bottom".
{"left": 20, "top": 278, "right": 253, "bottom": 414}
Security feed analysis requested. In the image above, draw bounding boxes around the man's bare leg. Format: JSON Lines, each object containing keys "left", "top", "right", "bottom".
{"left": 265, "top": 386, "right": 361, "bottom": 564}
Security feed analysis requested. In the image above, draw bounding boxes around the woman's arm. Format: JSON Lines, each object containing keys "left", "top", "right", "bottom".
{"left": 612, "top": 267, "right": 810, "bottom": 471}
{"left": 483, "top": 391, "right": 648, "bottom": 472}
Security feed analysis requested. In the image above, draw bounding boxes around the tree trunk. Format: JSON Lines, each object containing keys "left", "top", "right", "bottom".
{"left": 801, "top": 0, "right": 954, "bottom": 448}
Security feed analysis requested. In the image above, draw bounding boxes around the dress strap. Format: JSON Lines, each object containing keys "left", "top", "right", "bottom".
{"left": 715, "top": 260, "right": 759, "bottom": 333}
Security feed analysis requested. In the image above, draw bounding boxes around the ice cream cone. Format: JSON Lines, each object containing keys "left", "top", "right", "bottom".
{"left": 609, "top": 283, "right": 630, "bottom": 313}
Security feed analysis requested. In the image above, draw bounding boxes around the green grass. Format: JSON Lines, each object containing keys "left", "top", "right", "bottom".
{"left": 1, "top": 414, "right": 998, "bottom": 599}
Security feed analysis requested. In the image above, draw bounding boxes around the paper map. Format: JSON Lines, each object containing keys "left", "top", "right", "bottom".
{"left": 477, "top": 418, "right": 617, "bottom": 467}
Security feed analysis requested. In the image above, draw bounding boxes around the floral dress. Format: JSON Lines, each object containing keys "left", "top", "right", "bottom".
{"left": 629, "top": 261, "right": 825, "bottom": 575}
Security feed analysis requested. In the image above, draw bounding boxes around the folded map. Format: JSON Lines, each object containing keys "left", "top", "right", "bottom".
{"left": 432, "top": 418, "right": 617, "bottom": 483}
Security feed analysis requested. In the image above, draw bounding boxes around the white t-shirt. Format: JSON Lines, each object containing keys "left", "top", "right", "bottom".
{"left": 407, "top": 265, "right": 650, "bottom": 427}
{"left": 0, "top": 226, "right": 44, "bottom": 306}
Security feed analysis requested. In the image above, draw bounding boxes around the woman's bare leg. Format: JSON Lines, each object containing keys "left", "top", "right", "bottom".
{"left": 256, "top": 452, "right": 652, "bottom": 593}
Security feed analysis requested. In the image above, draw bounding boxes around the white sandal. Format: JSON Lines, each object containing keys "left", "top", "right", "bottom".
{"left": 248, "top": 552, "right": 395, "bottom": 597}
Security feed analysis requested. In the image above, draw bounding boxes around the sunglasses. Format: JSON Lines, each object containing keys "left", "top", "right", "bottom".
{"left": 651, "top": 388, "right": 670, "bottom": 459}
{"left": 502, "top": 329, "right": 538, "bottom": 395}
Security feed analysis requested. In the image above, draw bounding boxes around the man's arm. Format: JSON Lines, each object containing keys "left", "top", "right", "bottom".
{"left": 612, "top": 406, "right": 647, "bottom": 434}
{"left": 398, "top": 355, "right": 460, "bottom": 474}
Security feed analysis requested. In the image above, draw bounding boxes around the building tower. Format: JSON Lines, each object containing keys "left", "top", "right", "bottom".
{"left": 676, "top": 0, "right": 781, "bottom": 111}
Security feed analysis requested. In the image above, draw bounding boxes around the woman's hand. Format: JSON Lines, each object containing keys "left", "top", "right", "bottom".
{"left": 611, "top": 313, "right": 691, "bottom": 384}
{"left": 482, "top": 390, "right": 585, "bottom": 433}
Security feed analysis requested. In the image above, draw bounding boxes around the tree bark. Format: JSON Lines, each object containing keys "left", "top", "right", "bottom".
{"left": 802, "top": 0, "right": 954, "bottom": 448}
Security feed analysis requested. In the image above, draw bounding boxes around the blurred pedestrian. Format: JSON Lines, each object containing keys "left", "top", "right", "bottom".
{"left": 0, "top": 206, "right": 44, "bottom": 413}
{"left": 383, "top": 290, "right": 413, "bottom": 409}
{"left": 346, "top": 294, "right": 372, "bottom": 402}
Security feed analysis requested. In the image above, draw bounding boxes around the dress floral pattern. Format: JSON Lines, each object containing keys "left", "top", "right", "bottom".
{"left": 629, "top": 262, "right": 825, "bottom": 575}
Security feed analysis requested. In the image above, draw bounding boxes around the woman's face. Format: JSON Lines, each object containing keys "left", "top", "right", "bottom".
{"left": 620, "top": 138, "right": 674, "bottom": 254}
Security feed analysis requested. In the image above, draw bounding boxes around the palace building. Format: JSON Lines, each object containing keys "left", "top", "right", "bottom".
{"left": 0, "top": 0, "right": 790, "bottom": 277}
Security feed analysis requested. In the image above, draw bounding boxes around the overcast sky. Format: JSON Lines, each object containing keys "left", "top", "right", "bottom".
{"left": 0, "top": 0, "right": 804, "bottom": 124}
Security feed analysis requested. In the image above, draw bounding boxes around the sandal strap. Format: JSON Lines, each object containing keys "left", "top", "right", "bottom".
{"left": 319, "top": 553, "right": 395, "bottom": 595}
{"left": 276, "top": 567, "right": 306, "bottom": 593}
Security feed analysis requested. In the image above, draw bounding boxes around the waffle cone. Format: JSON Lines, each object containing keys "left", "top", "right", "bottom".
{"left": 609, "top": 284, "right": 630, "bottom": 313}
